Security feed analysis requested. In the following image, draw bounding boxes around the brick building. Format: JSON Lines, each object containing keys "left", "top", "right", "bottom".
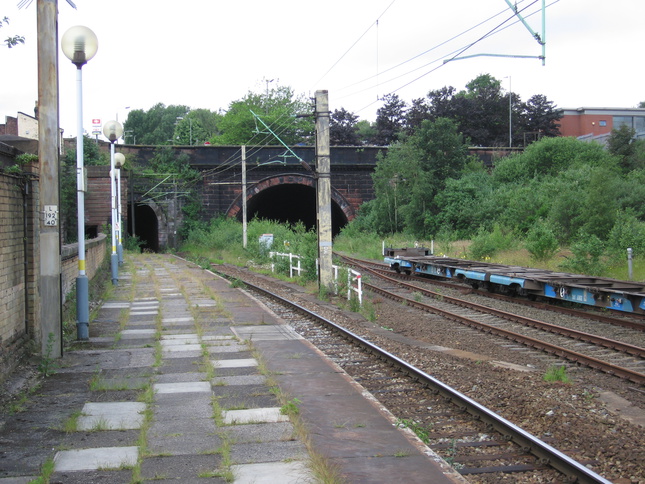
{"left": 559, "top": 107, "right": 645, "bottom": 141}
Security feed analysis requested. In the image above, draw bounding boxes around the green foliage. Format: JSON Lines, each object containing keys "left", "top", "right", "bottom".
{"left": 606, "top": 210, "right": 645, "bottom": 257}
{"left": 210, "top": 84, "right": 313, "bottom": 145}
{"left": 60, "top": 136, "right": 108, "bottom": 243}
{"left": 468, "top": 224, "right": 516, "bottom": 260}
{"left": 123, "top": 103, "right": 190, "bottom": 145}
{"left": 38, "top": 333, "right": 58, "bottom": 377}
{"left": 525, "top": 220, "right": 559, "bottom": 262}
{"left": 543, "top": 365, "right": 572, "bottom": 384}
{"left": 2, "top": 17, "right": 25, "bottom": 48}
{"left": 560, "top": 232, "right": 606, "bottom": 275}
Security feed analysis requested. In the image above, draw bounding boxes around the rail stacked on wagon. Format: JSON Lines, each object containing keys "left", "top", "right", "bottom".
{"left": 384, "top": 247, "right": 645, "bottom": 314}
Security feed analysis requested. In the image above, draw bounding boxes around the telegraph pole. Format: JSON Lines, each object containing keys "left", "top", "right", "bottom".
{"left": 315, "top": 91, "right": 333, "bottom": 291}
{"left": 37, "top": 0, "right": 63, "bottom": 357}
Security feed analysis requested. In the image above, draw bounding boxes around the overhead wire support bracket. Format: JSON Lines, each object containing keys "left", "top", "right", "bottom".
{"left": 249, "top": 110, "right": 313, "bottom": 172}
{"left": 444, "top": 0, "right": 546, "bottom": 66}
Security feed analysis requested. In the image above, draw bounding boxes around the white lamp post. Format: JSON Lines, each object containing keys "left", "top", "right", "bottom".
{"left": 114, "top": 152, "right": 125, "bottom": 265}
{"left": 61, "top": 25, "right": 98, "bottom": 341}
{"left": 103, "top": 120, "right": 123, "bottom": 285}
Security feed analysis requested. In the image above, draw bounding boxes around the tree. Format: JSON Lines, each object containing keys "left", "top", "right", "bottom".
{"left": 330, "top": 108, "right": 360, "bottom": 146}
{"left": 372, "top": 93, "right": 406, "bottom": 146}
{"left": 173, "top": 109, "right": 223, "bottom": 146}
{"left": 60, "top": 136, "right": 108, "bottom": 243}
{"left": 2, "top": 17, "right": 24, "bottom": 48}
{"left": 123, "top": 103, "right": 190, "bottom": 145}
{"left": 404, "top": 98, "right": 430, "bottom": 136}
{"left": 211, "top": 84, "right": 313, "bottom": 146}
{"left": 356, "top": 120, "right": 377, "bottom": 145}
{"left": 520, "top": 94, "right": 562, "bottom": 140}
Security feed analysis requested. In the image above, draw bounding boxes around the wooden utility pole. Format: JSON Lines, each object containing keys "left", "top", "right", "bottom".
{"left": 37, "top": 0, "right": 63, "bottom": 357}
{"left": 315, "top": 91, "right": 333, "bottom": 291}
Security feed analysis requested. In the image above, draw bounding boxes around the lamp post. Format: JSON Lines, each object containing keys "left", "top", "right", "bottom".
{"left": 506, "top": 75, "right": 512, "bottom": 147}
{"left": 114, "top": 152, "right": 125, "bottom": 265}
{"left": 176, "top": 116, "right": 192, "bottom": 145}
{"left": 103, "top": 120, "right": 123, "bottom": 285}
{"left": 61, "top": 25, "right": 98, "bottom": 341}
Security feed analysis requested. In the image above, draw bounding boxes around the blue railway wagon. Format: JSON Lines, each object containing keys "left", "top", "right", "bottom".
{"left": 384, "top": 249, "right": 645, "bottom": 314}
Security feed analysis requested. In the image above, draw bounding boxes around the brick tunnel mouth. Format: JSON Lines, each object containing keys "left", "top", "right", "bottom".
{"left": 244, "top": 184, "right": 347, "bottom": 236}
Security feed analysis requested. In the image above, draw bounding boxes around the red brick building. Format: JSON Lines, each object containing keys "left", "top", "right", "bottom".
{"left": 559, "top": 107, "right": 645, "bottom": 139}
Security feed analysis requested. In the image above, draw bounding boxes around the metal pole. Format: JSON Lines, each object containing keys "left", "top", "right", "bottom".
{"left": 508, "top": 76, "right": 512, "bottom": 147}
{"left": 242, "top": 145, "right": 247, "bottom": 249}
{"left": 117, "top": 165, "right": 123, "bottom": 264}
{"left": 315, "top": 90, "right": 333, "bottom": 292}
{"left": 37, "top": 0, "right": 63, "bottom": 355}
{"left": 75, "top": 65, "right": 90, "bottom": 340}
{"left": 109, "top": 142, "right": 118, "bottom": 284}
{"left": 627, "top": 248, "right": 633, "bottom": 281}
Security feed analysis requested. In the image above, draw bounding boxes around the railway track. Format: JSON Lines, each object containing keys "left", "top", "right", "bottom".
{"left": 338, "top": 254, "right": 645, "bottom": 385}
{"left": 212, "top": 264, "right": 614, "bottom": 483}
{"left": 338, "top": 254, "right": 645, "bottom": 331}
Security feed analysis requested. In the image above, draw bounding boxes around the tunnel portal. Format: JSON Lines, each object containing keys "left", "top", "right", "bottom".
{"left": 244, "top": 183, "right": 348, "bottom": 237}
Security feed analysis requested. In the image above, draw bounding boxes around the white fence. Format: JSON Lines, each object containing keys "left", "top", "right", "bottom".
{"left": 269, "top": 252, "right": 363, "bottom": 305}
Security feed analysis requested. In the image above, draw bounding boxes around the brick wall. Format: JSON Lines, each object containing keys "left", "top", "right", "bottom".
{"left": 0, "top": 163, "right": 107, "bottom": 382}
{"left": 0, "top": 170, "right": 36, "bottom": 379}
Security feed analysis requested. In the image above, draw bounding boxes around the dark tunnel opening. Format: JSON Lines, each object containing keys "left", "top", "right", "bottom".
{"left": 244, "top": 184, "right": 347, "bottom": 236}
{"left": 127, "top": 203, "right": 159, "bottom": 252}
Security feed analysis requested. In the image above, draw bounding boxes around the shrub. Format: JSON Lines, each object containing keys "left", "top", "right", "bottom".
{"left": 469, "top": 224, "right": 515, "bottom": 260}
{"left": 525, "top": 220, "right": 559, "bottom": 262}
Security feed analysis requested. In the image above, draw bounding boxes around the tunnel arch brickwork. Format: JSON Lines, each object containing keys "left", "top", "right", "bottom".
{"left": 225, "top": 174, "right": 355, "bottom": 222}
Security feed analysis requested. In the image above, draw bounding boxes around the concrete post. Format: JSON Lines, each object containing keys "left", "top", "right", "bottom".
{"left": 37, "top": 0, "right": 63, "bottom": 357}
{"left": 315, "top": 90, "right": 333, "bottom": 292}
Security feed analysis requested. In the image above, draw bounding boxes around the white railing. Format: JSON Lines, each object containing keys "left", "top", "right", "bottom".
{"left": 270, "top": 252, "right": 362, "bottom": 304}
{"left": 269, "top": 252, "right": 304, "bottom": 278}
{"left": 347, "top": 268, "right": 363, "bottom": 305}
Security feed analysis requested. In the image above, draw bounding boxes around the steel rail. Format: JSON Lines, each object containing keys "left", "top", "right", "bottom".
{"left": 365, "top": 282, "right": 645, "bottom": 385}
{"left": 221, "top": 272, "right": 613, "bottom": 484}
{"left": 362, "top": 264, "right": 645, "bottom": 359}
{"left": 338, "top": 253, "right": 645, "bottom": 330}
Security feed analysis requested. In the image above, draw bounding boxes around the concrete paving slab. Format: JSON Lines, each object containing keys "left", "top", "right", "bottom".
{"left": 131, "top": 311, "right": 158, "bottom": 316}
{"left": 0, "top": 478, "right": 39, "bottom": 484}
{"left": 122, "top": 329, "right": 156, "bottom": 335}
{"left": 162, "top": 317, "right": 193, "bottom": 323}
{"left": 229, "top": 440, "right": 307, "bottom": 465}
{"left": 225, "top": 422, "right": 295, "bottom": 444}
{"left": 222, "top": 408, "right": 289, "bottom": 425}
{"left": 162, "top": 343, "right": 203, "bottom": 352}
{"left": 154, "top": 381, "right": 211, "bottom": 394}
{"left": 232, "top": 325, "right": 302, "bottom": 341}
{"left": 49, "top": 469, "right": 133, "bottom": 483}
{"left": 231, "top": 461, "right": 313, "bottom": 484}
{"left": 208, "top": 345, "right": 247, "bottom": 354}
{"left": 213, "top": 358, "right": 258, "bottom": 368}
{"left": 101, "top": 302, "right": 129, "bottom": 309}
{"left": 202, "top": 335, "right": 236, "bottom": 342}
{"left": 140, "top": 454, "right": 221, "bottom": 480}
{"left": 212, "top": 375, "right": 266, "bottom": 386}
{"left": 53, "top": 446, "right": 138, "bottom": 471}
{"left": 147, "top": 418, "right": 220, "bottom": 456}
{"left": 156, "top": 372, "right": 207, "bottom": 383}
{"left": 161, "top": 350, "right": 203, "bottom": 359}
{"left": 77, "top": 402, "right": 146, "bottom": 431}
{"left": 162, "top": 333, "right": 199, "bottom": 339}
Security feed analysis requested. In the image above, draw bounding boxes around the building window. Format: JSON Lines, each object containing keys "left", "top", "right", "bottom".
{"left": 614, "top": 116, "right": 632, "bottom": 129}
{"left": 599, "top": 120, "right": 607, "bottom": 127}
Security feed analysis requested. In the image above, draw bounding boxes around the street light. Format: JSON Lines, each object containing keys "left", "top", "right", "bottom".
{"left": 505, "top": 75, "right": 512, "bottom": 147}
{"left": 61, "top": 25, "right": 98, "bottom": 341}
{"left": 103, "top": 120, "right": 123, "bottom": 285}
{"left": 114, "top": 152, "right": 125, "bottom": 265}
{"left": 176, "top": 116, "right": 192, "bottom": 145}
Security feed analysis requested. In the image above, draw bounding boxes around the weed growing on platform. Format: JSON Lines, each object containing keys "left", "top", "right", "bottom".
{"left": 396, "top": 418, "right": 432, "bottom": 445}
{"left": 28, "top": 456, "right": 55, "bottom": 484}
{"left": 62, "top": 409, "right": 82, "bottom": 433}
{"left": 37, "top": 332, "right": 59, "bottom": 377}
{"left": 280, "top": 398, "right": 301, "bottom": 417}
{"left": 544, "top": 365, "right": 572, "bottom": 383}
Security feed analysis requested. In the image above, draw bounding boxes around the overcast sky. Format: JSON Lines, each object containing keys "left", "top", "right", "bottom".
{"left": 1, "top": 0, "right": 644, "bottom": 141}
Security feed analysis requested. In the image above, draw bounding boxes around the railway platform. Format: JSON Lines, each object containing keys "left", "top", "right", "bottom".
{"left": 0, "top": 253, "right": 465, "bottom": 484}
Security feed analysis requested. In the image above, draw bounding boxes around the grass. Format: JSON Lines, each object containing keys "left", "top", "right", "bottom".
{"left": 543, "top": 365, "right": 573, "bottom": 383}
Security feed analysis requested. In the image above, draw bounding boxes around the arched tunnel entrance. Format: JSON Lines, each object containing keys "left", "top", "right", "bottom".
{"left": 128, "top": 203, "right": 160, "bottom": 252}
{"left": 244, "top": 183, "right": 348, "bottom": 236}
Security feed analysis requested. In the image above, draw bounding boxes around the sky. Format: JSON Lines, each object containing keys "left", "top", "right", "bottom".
{"left": 1, "top": 0, "right": 644, "bottom": 142}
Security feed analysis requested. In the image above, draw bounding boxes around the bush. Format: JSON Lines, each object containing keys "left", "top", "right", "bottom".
{"left": 525, "top": 220, "right": 559, "bottom": 262}
{"left": 560, "top": 232, "right": 606, "bottom": 275}
{"left": 469, "top": 224, "right": 515, "bottom": 260}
